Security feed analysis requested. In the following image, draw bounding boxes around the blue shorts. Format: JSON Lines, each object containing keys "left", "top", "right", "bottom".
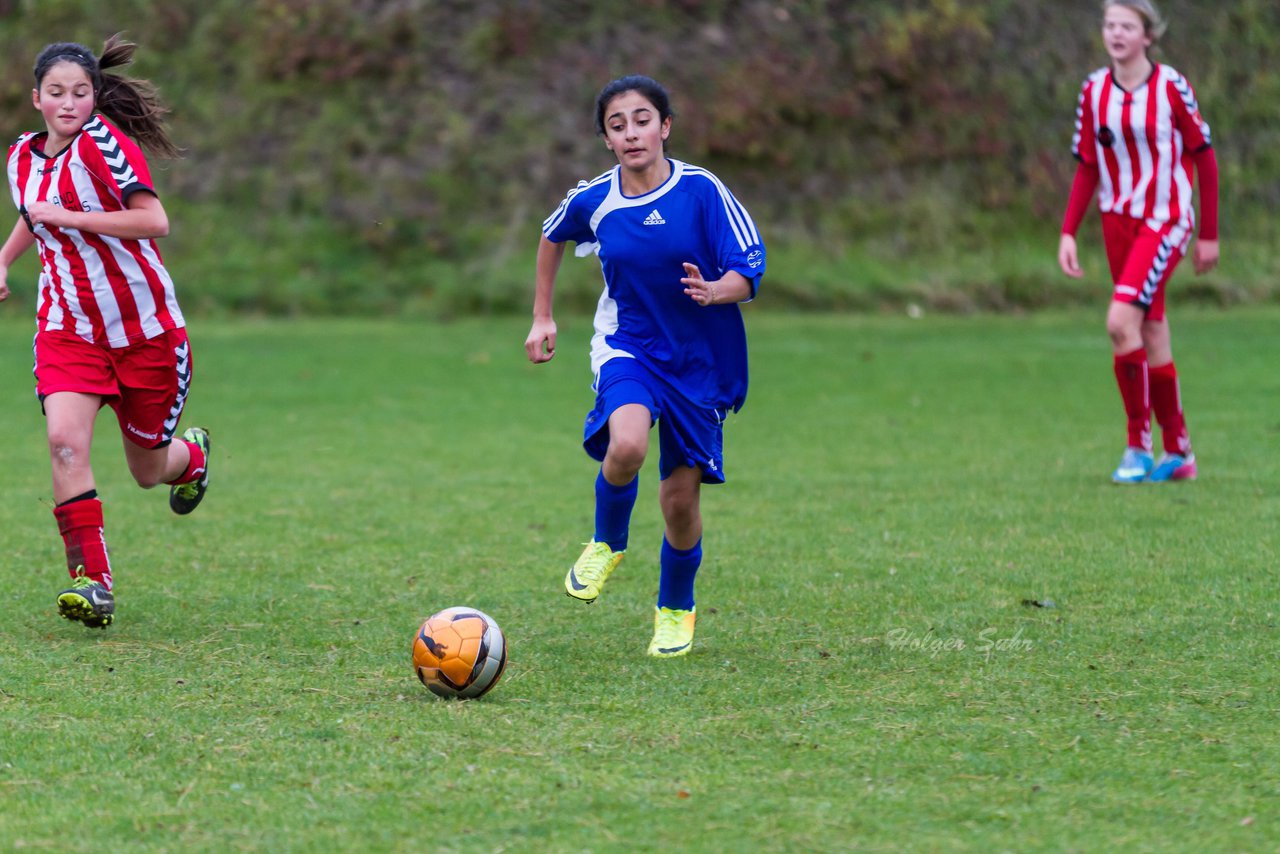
{"left": 583, "top": 357, "right": 727, "bottom": 484}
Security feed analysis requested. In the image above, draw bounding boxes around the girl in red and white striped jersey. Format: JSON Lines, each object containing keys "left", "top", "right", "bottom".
{"left": 0, "top": 35, "right": 211, "bottom": 628}
{"left": 1058, "top": 0, "right": 1218, "bottom": 484}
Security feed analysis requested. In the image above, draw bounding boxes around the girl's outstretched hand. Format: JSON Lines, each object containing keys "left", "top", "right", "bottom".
{"left": 681, "top": 262, "right": 717, "bottom": 305}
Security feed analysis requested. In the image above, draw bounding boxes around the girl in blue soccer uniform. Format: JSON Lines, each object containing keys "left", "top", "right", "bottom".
{"left": 524, "top": 75, "right": 765, "bottom": 658}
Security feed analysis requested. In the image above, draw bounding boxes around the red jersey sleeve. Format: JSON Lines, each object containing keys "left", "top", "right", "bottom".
{"left": 79, "top": 115, "right": 155, "bottom": 205}
{"left": 1167, "top": 72, "right": 1212, "bottom": 153}
{"left": 8, "top": 133, "right": 40, "bottom": 231}
{"left": 1070, "top": 77, "right": 1097, "bottom": 166}
{"left": 6, "top": 139, "right": 21, "bottom": 211}
{"left": 1193, "top": 147, "right": 1219, "bottom": 241}
{"left": 1061, "top": 161, "right": 1100, "bottom": 237}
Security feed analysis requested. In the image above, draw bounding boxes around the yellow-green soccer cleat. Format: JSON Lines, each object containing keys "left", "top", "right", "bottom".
{"left": 564, "top": 541, "right": 624, "bottom": 603}
{"left": 647, "top": 606, "right": 696, "bottom": 658}
{"left": 57, "top": 568, "right": 114, "bottom": 629}
{"left": 170, "top": 427, "right": 211, "bottom": 515}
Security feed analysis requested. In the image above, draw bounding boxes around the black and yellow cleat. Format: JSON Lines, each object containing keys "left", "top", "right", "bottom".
{"left": 647, "top": 606, "right": 696, "bottom": 658}
{"left": 57, "top": 569, "right": 114, "bottom": 629}
{"left": 564, "top": 541, "right": 624, "bottom": 603}
{"left": 170, "top": 427, "right": 211, "bottom": 515}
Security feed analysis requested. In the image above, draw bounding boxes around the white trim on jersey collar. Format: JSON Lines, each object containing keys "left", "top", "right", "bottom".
{"left": 588, "top": 159, "right": 686, "bottom": 237}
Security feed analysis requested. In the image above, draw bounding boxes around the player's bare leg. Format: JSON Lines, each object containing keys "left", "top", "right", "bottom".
{"left": 566, "top": 404, "right": 649, "bottom": 602}
{"left": 45, "top": 392, "right": 114, "bottom": 627}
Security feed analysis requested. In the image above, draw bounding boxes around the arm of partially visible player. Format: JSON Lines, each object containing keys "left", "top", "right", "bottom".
{"left": 1192, "top": 146, "right": 1219, "bottom": 274}
{"left": 1166, "top": 72, "right": 1217, "bottom": 274}
{"left": 24, "top": 190, "right": 169, "bottom": 240}
{"left": 0, "top": 217, "right": 37, "bottom": 303}
{"left": 1058, "top": 160, "right": 1099, "bottom": 279}
{"left": 681, "top": 264, "right": 753, "bottom": 306}
{"left": 525, "top": 235, "right": 567, "bottom": 363}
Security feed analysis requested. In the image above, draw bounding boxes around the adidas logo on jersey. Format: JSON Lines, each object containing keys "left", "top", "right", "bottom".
{"left": 642, "top": 209, "right": 666, "bottom": 225}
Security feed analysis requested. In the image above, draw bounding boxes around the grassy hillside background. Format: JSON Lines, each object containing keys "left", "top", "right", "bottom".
{"left": 1, "top": 0, "right": 1278, "bottom": 315}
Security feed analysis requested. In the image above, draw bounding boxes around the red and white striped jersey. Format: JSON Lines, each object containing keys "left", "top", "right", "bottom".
{"left": 1071, "top": 63, "right": 1211, "bottom": 233}
{"left": 7, "top": 114, "right": 184, "bottom": 349}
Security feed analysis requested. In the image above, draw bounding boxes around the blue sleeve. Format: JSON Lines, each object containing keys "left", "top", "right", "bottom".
{"left": 704, "top": 180, "right": 766, "bottom": 300}
{"left": 542, "top": 181, "right": 596, "bottom": 246}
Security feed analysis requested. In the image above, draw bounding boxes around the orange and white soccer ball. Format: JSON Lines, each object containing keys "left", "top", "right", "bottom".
{"left": 412, "top": 607, "right": 507, "bottom": 699}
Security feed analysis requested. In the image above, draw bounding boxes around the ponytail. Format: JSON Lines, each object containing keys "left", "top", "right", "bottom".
{"left": 33, "top": 33, "right": 181, "bottom": 159}
{"left": 95, "top": 33, "right": 181, "bottom": 159}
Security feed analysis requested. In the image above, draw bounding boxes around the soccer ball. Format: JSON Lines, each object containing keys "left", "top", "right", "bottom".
{"left": 412, "top": 607, "right": 508, "bottom": 700}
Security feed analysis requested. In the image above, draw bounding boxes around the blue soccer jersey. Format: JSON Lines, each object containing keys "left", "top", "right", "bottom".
{"left": 542, "top": 159, "right": 765, "bottom": 412}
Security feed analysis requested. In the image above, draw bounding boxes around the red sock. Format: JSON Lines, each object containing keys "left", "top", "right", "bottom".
{"left": 1113, "top": 348, "right": 1151, "bottom": 451}
{"left": 53, "top": 496, "right": 113, "bottom": 591}
{"left": 165, "top": 438, "right": 207, "bottom": 486}
{"left": 1149, "top": 362, "right": 1191, "bottom": 456}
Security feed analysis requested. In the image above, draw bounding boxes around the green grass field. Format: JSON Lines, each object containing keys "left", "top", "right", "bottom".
{"left": 1, "top": 309, "right": 1277, "bottom": 852}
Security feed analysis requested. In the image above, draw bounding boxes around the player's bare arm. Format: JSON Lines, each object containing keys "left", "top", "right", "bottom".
{"left": 25, "top": 191, "right": 169, "bottom": 240}
{"left": 525, "top": 236, "right": 566, "bottom": 363}
{"left": 0, "top": 218, "right": 37, "bottom": 302}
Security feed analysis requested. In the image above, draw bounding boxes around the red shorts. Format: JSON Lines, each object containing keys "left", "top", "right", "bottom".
{"left": 1101, "top": 213, "right": 1190, "bottom": 322}
{"left": 34, "top": 328, "right": 194, "bottom": 449}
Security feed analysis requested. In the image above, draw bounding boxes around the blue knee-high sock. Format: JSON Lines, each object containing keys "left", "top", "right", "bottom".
{"left": 594, "top": 471, "right": 638, "bottom": 552}
{"left": 658, "top": 536, "right": 702, "bottom": 611}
